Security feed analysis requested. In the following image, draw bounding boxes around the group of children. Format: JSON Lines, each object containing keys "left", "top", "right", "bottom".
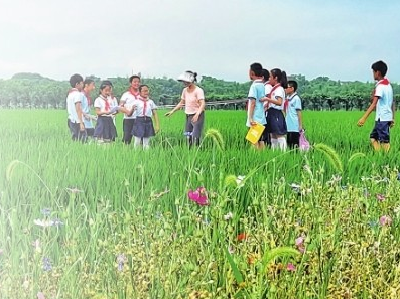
{"left": 246, "top": 62, "right": 303, "bottom": 151}
{"left": 246, "top": 60, "right": 395, "bottom": 152}
{"left": 66, "top": 74, "right": 159, "bottom": 148}
{"left": 66, "top": 60, "right": 394, "bottom": 152}
{"left": 66, "top": 70, "right": 206, "bottom": 149}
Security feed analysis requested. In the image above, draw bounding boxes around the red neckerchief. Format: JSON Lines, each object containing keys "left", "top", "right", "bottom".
{"left": 83, "top": 90, "right": 92, "bottom": 106}
{"left": 266, "top": 83, "right": 281, "bottom": 110}
{"left": 100, "top": 95, "right": 110, "bottom": 111}
{"left": 129, "top": 87, "right": 139, "bottom": 99}
{"left": 372, "top": 78, "right": 390, "bottom": 102}
{"left": 285, "top": 92, "right": 297, "bottom": 113}
{"left": 138, "top": 96, "right": 148, "bottom": 116}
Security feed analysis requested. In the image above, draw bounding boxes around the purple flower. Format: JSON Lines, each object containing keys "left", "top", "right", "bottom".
{"left": 188, "top": 187, "right": 209, "bottom": 206}
{"left": 42, "top": 257, "right": 52, "bottom": 271}
{"left": 40, "top": 208, "right": 51, "bottom": 216}
{"left": 367, "top": 220, "right": 378, "bottom": 228}
{"left": 117, "top": 254, "right": 127, "bottom": 272}
{"left": 376, "top": 194, "right": 386, "bottom": 202}
{"left": 379, "top": 215, "right": 392, "bottom": 227}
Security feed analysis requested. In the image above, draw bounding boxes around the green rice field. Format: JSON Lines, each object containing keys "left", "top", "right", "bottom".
{"left": 1, "top": 109, "right": 400, "bottom": 299}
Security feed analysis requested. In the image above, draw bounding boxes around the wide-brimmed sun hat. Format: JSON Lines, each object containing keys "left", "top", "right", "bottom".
{"left": 177, "top": 71, "right": 195, "bottom": 83}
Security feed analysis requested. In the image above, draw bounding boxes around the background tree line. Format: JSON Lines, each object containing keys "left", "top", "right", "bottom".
{"left": 0, "top": 72, "right": 399, "bottom": 110}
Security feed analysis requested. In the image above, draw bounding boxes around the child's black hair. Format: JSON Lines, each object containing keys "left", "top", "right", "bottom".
{"left": 250, "top": 63, "right": 263, "bottom": 77}
{"left": 261, "top": 69, "right": 270, "bottom": 82}
{"left": 129, "top": 75, "right": 141, "bottom": 83}
{"left": 139, "top": 84, "right": 149, "bottom": 92}
{"left": 287, "top": 80, "right": 298, "bottom": 92}
{"left": 371, "top": 60, "right": 388, "bottom": 77}
{"left": 100, "top": 81, "right": 112, "bottom": 90}
{"left": 270, "top": 68, "right": 288, "bottom": 88}
{"left": 69, "top": 73, "right": 83, "bottom": 88}
{"left": 83, "top": 78, "right": 94, "bottom": 88}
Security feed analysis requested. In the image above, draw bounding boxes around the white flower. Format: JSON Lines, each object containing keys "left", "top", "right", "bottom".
{"left": 224, "top": 212, "right": 233, "bottom": 220}
{"left": 236, "top": 175, "right": 245, "bottom": 188}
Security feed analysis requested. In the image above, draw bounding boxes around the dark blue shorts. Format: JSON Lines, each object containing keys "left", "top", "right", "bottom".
{"left": 370, "top": 120, "right": 391, "bottom": 143}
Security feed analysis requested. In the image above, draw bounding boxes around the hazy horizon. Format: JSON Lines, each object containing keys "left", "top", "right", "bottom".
{"left": 1, "top": 0, "right": 399, "bottom": 83}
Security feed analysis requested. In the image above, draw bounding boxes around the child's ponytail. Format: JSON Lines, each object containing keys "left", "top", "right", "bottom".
{"left": 281, "top": 71, "right": 288, "bottom": 88}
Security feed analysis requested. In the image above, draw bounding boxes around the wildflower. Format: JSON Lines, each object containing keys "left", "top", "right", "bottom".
{"left": 42, "top": 257, "right": 52, "bottom": 271}
{"left": 295, "top": 236, "right": 305, "bottom": 253}
{"left": 224, "top": 212, "right": 233, "bottom": 220}
{"left": 286, "top": 263, "right": 296, "bottom": 272}
{"left": 65, "top": 187, "right": 83, "bottom": 193}
{"left": 367, "top": 220, "right": 378, "bottom": 228}
{"left": 117, "top": 254, "right": 127, "bottom": 272}
{"left": 236, "top": 175, "right": 245, "bottom": 188}
{"left": 188, "top": 187, "right": 209, "bottom": 206}
{"left": 379, "top": 215, "right": 392, "bottom": 227}
{"left": 237, "top": 233, "right": 247, "bottom": 241}
{"left": 37, "top": 292, "right": 45, "bottom": 299}
{"left": 34, "top": 218, "right": 63, "bottom": 228}
{"left": 32, "top": 239, "right": 41, "bottom": 253}
{"left": 40, "top": 208, "right": 51, "bottom": 216}
{"left": 376, "top": 194, "right": 386, "bottom": 202}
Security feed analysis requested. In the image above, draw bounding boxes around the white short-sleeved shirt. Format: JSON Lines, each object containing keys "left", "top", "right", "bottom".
{"left": 67, "top": 89, "right": 83, "bottom": 123}
{"left": 81, "top": 91, "right": 94, "bottom": 128}
{"left": 374, "top": 79, "right": 393, "bottom": 121}
{"left": 268, "top": 85, "right": 285, "bottom": 110}
{"left": 132, "top": 97, "right": 157, "bottom": 118}
{"left": 264, "top": 82, "right": 273, "bottom": 109}
{"left": 120, "top": 90, "right": 139, "bottom": 119}
{"left": 181, "top": 86, "right": 205, "bottom": 115}
{"left": 285, "top": 93, "right": 302, "bottom": 132}
{"left": 94, "top": 96, "right": 117, "bottom": 117}
{"left": 246, "top": 80, "right": 266, "bottom": 126}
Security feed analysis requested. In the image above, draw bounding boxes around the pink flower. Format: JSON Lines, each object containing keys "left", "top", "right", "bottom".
{"left": 37, "top": 292, "right": 45, "bottom": 299}
{"left": 295, "top": 236, "right": 304, "bottom": 247}
{"left": 295, "top": 236, "right": 305, "bottom": 253}
{"left": 188, "top": 187, "right": 209, "bottom": 206}
{"left": 379, "top": 215, "right": 392, "bottom": 227}
{"left": 376, "top": 194, "right": 386, "bottom": 202}
{"left": 286, "top": 263, "right": 296, "bottom": 272}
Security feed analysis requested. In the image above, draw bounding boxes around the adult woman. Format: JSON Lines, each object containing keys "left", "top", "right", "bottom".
{"left": 165, "top": 71, "right": 205, "bottom": 147}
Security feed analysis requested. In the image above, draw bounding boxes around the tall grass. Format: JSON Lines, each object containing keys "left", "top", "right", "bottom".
{"left": 0, "top": 109, "right": 399, "bottom": 298}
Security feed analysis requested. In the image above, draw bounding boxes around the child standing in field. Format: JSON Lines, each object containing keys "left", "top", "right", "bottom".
{"left": 165, "top": 71, "right": 205, "bottom": 148}
{"left": 285, "top": 80, "right": 303, "bottom": 149}
{"left": 262, "top": 68, "right": 272, "bottom": 148}
{"left": 246, "top": 63, "right": 268, "bottom": 149}
{"left": 81, "top": 78, "right": 96, "bottom": 137}
{"left": 262, "top": 68, "right": 288, "bottom": 150}
{"left": 130, "top": 85, "right": 159, "bottom": 149}
{"left": 119, "top": 75, "right": 141, "bottom": 144}
{"left": 357, "top": 60, "right": 395, "bottom": 152}
{"left": 66, "top": 73, "right": 86, "bottom": 142}
{"left": 93, "top": 81, "right": 119, "bottom": 143}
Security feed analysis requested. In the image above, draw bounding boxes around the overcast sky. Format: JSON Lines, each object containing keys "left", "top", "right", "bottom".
{"left": 0, "top": 0, "right": 399, "bottom": 82}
